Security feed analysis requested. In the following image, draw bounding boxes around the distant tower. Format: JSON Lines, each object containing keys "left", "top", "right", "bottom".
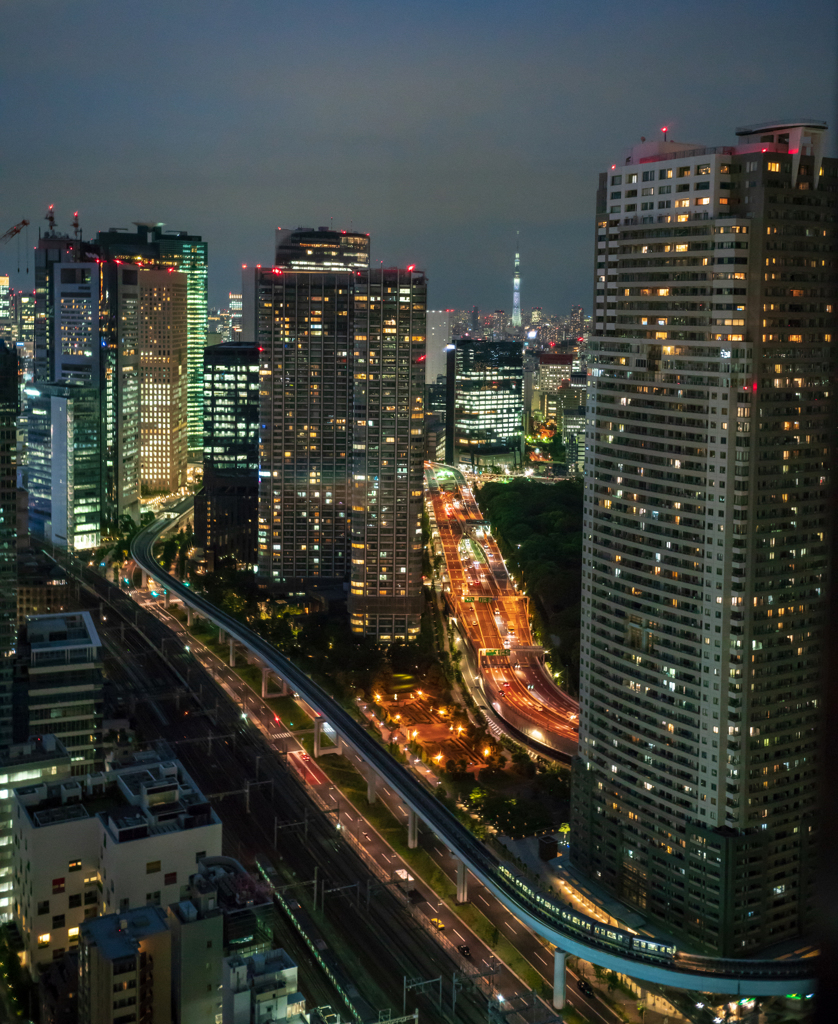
{"left": 512, "top": 234, "right": 521, "bottom": 327}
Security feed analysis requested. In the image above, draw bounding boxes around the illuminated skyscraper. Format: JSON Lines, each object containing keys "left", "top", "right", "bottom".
{"left": 512, "top": 236, "right": 521, "bottom": 327}
{"left": 97, "top": 224, "right": 208, "bottom": 459}
{"left": 446, "top": 338, "right": 523, "bottom": 469}
{"left": 572, "top": 120, "right": 834, "bottom": 955}
{"left": 349, "top": 268, "right": 426, "bottom": 641}
{"left": 138, "top": 270, "right": 188, "bottom": 494}
{"left": 247, "top": 228, "right": 369, "bottom": 589}
{"left": 197, "top": 342, "right": 260, "bottom": 569}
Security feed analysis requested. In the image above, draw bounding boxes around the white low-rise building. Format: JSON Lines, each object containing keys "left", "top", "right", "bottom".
{"left": 12, "top": 751, "right": 221, "bottom": 973}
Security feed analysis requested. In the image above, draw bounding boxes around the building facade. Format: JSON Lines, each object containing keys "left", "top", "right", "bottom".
{"left": 27, "top": 381, "right": 102, "bottom": 550}
{"left": 348, "top": 269, "right": 426, "bottom": 641}
{"left": 248, "top": 228, "right": 370, "bottom": 590}
{"left": 79, "top": 905, "right": 172, "bottom": 1024}
{"left": 571, "top": 120, "right": 834, "bottom": 955}
{"left": 446, "top": 338, "right": 524, "bottom": 469}
{"left": 0, "top": 340, "right": 17, "bottom": 748}
{"left": 13, "top": 754, "right": 222, "bottom": 971}
{"left": 425, "top": 309, "right": 452, "bottom": 384}
{"left": 97, "top": 225, "right": 208, "bottom": 459}
{"left": 15, "top": 612, "right": 104, "bottom": 774}
{"left": 138, "top": 270, "right": 188, "bottom": 494}
{"left": 196, "top": 343, "right": 260, "bottom": 569}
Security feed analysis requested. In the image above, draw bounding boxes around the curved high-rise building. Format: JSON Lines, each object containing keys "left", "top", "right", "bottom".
{"left": 572, "top": 120, "right": 834, "bottom": 956}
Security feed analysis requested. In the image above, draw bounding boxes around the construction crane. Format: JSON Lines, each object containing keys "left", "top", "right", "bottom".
{"left": 0, "top": 219, "right": 29, "bottom": 246}
{"left": 0, "top": 219, "right": 30, "bottom": 273}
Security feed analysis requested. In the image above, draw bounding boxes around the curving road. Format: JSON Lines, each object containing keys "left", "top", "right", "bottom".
{"left": 131, "top": 511, "right": 817, "bottom": 998}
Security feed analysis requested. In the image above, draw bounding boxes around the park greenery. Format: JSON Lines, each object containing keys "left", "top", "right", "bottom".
{"left": 476, "top": 477, "right": 583, "bottom": 694}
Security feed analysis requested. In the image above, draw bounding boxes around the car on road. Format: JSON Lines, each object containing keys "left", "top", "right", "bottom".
{"left": 430, "top": 917, "right": 445, "bottom": 931}
{"left": 576, "top": 978, "right": 594, "bottom": 997}
{"left": 300, "top": 753, "right": 310, "bottom": 762}
{"left": 457, "top": 944, "right": 470, "bottom": 957}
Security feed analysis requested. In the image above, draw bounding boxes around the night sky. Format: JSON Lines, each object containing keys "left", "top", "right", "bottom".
{"left": 2, "top": 0, "right": 835, "bottom": 314}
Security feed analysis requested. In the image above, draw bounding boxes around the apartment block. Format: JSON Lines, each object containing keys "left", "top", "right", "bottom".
{"left": 571, "top": 120, "right": 835, "bottom": 955}
{"left": 13, "top": 753, "right": 221, "bottom": 972}
{"left": 79, "top": 905, "right": 172, "bottom": 1024}
{"left": 349, "top": 268, "right": 426, "bottom": 641}
{"left": 248, "top": 228, "right": 370, "bottom": 589}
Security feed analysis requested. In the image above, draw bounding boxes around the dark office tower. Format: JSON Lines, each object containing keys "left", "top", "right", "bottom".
{"left": 571, "top": 120, "right": 835, "bottom": 956}
{"left": 349, "top": 269, "right": 426, "bottom": 642}
{"left": 196, "top": 343, "right": 261, "bottom": 569}
{"left": 97, "top": 224, "right": 208, "bottom": 459}
{"left": 446, "top": 338, "right": 523, "bottom": 470}
{"left": 569, "top": 304, "right": 584, "bottom": 338}
{"left": 470, "top": 305, "right": 480, "bottom": 333}
{"left": 246, "top": 227, "right": 370, "bottom": 591}
{"left": 33, "top": 225, "right": 89, "bottom": 382}
{"left": 0, "top": 341, "right": 16, "bottom": 746}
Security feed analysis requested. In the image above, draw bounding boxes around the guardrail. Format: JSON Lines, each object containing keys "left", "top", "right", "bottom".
{"left": 131, "top": 513, "right": 818, "bottom": 997}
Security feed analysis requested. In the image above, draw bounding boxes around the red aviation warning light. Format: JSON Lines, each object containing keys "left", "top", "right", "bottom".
{"left": 661, "top": 126, "right": 669, "bottom": 141}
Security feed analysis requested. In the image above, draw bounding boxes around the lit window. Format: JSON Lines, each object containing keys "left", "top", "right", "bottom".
{"left": 38, "top": 933, "right": 51, "bottom": 948}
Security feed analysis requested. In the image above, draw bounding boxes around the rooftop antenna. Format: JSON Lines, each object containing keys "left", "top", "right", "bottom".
{"left": 72, "top": 211, "right": 80, "bottom": 240}
{"left": 661, "top": 125, "right": 668, "bottom": 142}
{"left": 46, "top": 205, "right": 56, "bottom": 236}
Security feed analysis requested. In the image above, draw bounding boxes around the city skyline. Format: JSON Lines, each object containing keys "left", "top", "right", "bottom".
{"left": 2, "top": 1, "right": 834, "bottom": 314}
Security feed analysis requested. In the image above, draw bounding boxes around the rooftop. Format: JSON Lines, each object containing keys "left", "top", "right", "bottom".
{"left": 81, "top": 905, "right": 168, "bottom": 960}
{"left": 26, "top": 610, "right": 101, "bottom": 657}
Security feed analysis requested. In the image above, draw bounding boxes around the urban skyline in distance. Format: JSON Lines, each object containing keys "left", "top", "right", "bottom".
{"left": 3, "top": 1, "right": 835, "bottom": 314}
{"left": 1, "top": 3, "right": 836, "bottom": 1022}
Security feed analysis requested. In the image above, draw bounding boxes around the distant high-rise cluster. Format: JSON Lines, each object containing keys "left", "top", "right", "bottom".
{"left": 27, "top": 216, "right": 206, "bottom": 548}
{"left": 572, "top": 119, "right": 835, "bottom": 955}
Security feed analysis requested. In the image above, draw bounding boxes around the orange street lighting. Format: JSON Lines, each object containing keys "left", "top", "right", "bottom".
{"left": 483, "top": 747, "right": 491, "bottom": 758}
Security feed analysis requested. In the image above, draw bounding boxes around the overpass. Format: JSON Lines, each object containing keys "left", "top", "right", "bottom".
{"left": 131, "top": 511, "right": 818, "bottom": 1005}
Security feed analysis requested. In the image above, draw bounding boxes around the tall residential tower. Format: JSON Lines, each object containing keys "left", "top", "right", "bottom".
{"left": 571, "top": 120, "right": 835, "bottom": 955}
{"left": 349, "top": 268, "right": 426, "bottom": 641}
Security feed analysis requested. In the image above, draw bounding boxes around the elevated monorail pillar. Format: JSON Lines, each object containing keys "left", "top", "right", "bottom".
{"left": 364, "top": 765, "right": 377, "bottom": 804}
{"left": 313, "top": 718, "right": 323, "bottom": 758}
{"left": 229, "top": 638, "right": 236, "bottom": 668}
{"left": 408, "top": 808, "right": 418, "bottom": 849}
{"left": 164, "top": 589, "right": 170, "bottom": 609}
{"left": 456, "top": 859, "right": 468, "bottom": 903}
{"left": 552, "top": 949, "right": 566, "bottom": 1010}
{"left": 261, "top": 666, "right": 270, "bottom": 698}
{"left": 141, "top": 569, "right": 148, "bottom": 589}
{"left": 219, "top": 626, "right": 226, "bottom": 644}
{"left": 187, "top": 606, "right": 194, "bottom": 628}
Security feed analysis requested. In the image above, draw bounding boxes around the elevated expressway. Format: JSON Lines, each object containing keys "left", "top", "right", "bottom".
{"left": 131, "top": 511, "right": 817, "bottom": 1003}
{"left": 425, "top": 462, "right": 578, "bottom": 759}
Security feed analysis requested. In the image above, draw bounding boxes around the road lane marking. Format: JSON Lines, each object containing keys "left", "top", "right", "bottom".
{"left": 478, "top": 894, "right": 490, "bottom": 906}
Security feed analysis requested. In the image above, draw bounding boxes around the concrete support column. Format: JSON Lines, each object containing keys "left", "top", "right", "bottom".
{"left": 141, "top": 569, "right": 148, "bottom": 589}
{"left": 313, "top": 718, "right": 323, "bottom": 758}
{"left": 456, "top": 859, "right": 468, "bottom": 904}
{"left": 552, "top": 949, "right": 566, "bottom": 1010}
{"left": 407, "top": 808, "right": 418, "bottom": 849}
{"left": 261, "top": 667, "right": 270, "bottom": 698}
{"left": 229, "top": 638, "right": 236, "bottom": 668}
{"left": 187, "top": 606, "right": 194, "bottom": 628}
{"left": 364, "top": 765, "right": 377, "bottom": 805}
{"left": 219, "top": 626, "right": 226, "bottom": 644}
{"left": 164, "top": 589, "right": 170, "bottom": 609}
